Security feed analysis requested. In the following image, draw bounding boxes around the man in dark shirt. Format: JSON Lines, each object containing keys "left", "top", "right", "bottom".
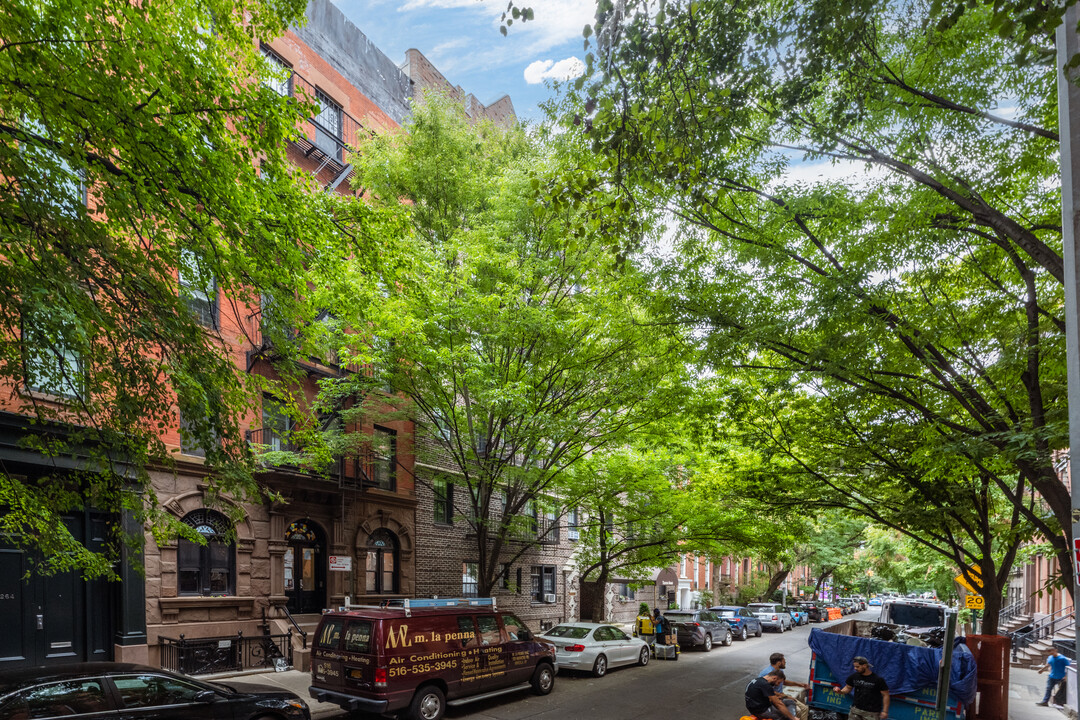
{"left": 745, "top": 670, "right": 798, "bottom": 720}
{"left": 837, "top": 656, "right": 890, "bottom": 720}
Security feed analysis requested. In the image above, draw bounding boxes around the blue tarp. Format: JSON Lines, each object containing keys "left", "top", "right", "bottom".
{"left": 808, "top": 628, "right": 978, "bottom": 706}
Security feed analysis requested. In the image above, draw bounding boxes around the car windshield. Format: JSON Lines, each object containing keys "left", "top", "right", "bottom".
{"left": 664, "top": 613, "right": 695, "bottom": 622}
{"left": 544, "top": 625, "right": 591, "bottom": 639}
{"left": 889, "top": 604, "right": 944, "bottom": 627}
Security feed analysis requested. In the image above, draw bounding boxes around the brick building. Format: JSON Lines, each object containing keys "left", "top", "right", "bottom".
{"left": 0, "top": 0, "right": 518, "bottom": 673}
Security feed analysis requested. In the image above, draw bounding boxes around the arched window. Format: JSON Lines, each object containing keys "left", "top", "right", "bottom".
{"left": 177, "top": 509, "right": 235, "bottom": 596}
{"left": 365, "top": 529, "right": 398, "bottom": 595}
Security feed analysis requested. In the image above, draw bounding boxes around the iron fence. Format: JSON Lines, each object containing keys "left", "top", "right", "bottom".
{"left": 1011, "top": 605, "right": 1074, "bottom": 662}
{"left": 159, "top": 630, "right": 292, "bottom": 676}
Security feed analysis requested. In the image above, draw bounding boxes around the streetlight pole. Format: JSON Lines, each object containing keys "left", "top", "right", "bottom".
{"left": 1058, "top": 7, "right": 1080, "bottom": 714}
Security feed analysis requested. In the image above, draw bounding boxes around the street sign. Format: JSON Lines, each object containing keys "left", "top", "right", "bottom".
{"left": 964, "top": 595, "right": 984, "bottom": 610}
{"left": 1073, "top": 538, "right": 1080, "bottom": 583}
{"left": 954, "top": 564, "right": 983, "bottom": 594}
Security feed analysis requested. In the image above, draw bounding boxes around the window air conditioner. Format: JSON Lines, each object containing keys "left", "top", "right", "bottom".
{"left": 544, "top": 593, "right": 557, "bottom": 603}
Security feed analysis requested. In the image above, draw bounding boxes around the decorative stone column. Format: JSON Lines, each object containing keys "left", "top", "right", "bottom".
{"left": 267, "top": 512, "right": 288, "bottom": 605}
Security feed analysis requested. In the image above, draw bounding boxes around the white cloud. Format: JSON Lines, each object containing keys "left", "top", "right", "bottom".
{"left": 524, "top": 56, "right": 584, "bottom": 84}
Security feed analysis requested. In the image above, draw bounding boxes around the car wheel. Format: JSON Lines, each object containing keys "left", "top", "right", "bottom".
{"left": 408, "top": 685, "right": 445, "bottom": 720}
{"left": 531, "top": 663, "right": 555, "bottom": 695}
{"left": 638, "top": 646, "right": 650, "bottom": 666}
{"left": 755, "top": 625, "right": 763, "bottom": 637}
{"left": 723, "top": 630, "right": 733, "bottom": 646}
{"left": 739, "top": 626, "right": 748, "bottom": 641}
{"left": 703, "top": 634, "right": 713, "bottom": 652}
{"left": 592, "top": 654, "right": 608, "bottom": 678}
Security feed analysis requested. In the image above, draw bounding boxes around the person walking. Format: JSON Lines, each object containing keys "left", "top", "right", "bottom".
{"left": 759, "top": 652, "right": 809, "bottom": 720}
{"left": 1037, "top": 647, "right": 1071, "bottom": 707}
{"left": 836, "top": 656, "right": 889, "bottom": 720}
{"left": 745, "top": 670, "right": 799, "bottom": 720}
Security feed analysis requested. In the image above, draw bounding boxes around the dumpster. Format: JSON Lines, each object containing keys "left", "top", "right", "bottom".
{"left": 807, "top": 626, "right": 977, "bottom": 720}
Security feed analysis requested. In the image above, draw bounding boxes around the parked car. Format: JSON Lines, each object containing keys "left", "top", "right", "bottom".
{"left": 709, "top": 606, "right": 764, "bottom": 641}
{"left": 796, "top": 601, "right": 827, "bottom": 622}
{"left": 0, "top": 662, "right": 310, "bottom": 720}
{"left": 663, "top": 610, "right": 733, "bottom": 651}
{"left": 784, "top": 606, "right": 809, "bottom": 626}
{"left": 747, "top": 603, "right": 794, "bottom": 632}
{"left": 868, "top": 597, "right": 883, "bottom": 606}
{"left": 309, "top": 598, "right": 556, "bottom": 720}
{"left": 540, "top": 623, "right": 650, "bottom": 677}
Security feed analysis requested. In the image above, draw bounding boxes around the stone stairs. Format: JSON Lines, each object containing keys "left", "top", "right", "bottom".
{"left": 1010, "top": 617, "right": 1076, "bottom": 667}
{"left": 266, "top": 611, "right": 322, "bottom": 672}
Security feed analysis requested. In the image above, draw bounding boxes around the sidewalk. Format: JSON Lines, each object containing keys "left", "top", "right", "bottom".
{"left": 1010, "top": 665, "right": 1074, "bottom": 720}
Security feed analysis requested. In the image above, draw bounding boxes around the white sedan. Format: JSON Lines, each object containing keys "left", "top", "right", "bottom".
{"left": 539, "top": 622, "right": 651, "bottom": 677}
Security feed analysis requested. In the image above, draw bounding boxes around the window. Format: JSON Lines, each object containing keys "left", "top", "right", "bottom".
{"left": 20, "top": 118, "right": 86, "bottom": 217}
{"left": 1, "top": 679, "right": 109, "bottom": 718}
{"left": 456, "top": 616, "right": 479, "bottom": 648}
{"left": 365, "top": 529, "right": 398, "bottom": 594}
{"left": 502, "top": 614, "right": 527, "bottom": 641}
{"left": 313, "top": 89, "right": 342, "bottom": 161}
{"left": 343, "top": 620, "right": 373, "bottom": 653}
{"left": 540, "top": 504, "right": 559, "bottom": 544}
{"left": 680, "top": 556, "right": 687, "bottom": 577}
{"left": 477, "top": 615, "right": 500, "bottom": 645}
{"left": 179, "top": 405, "right": 219, "bottom": 458}
{"left": 112, "top": 675, "right": 206, "bottom": 708}
{"left": 177, "top": 509, "right": 235, "bottom": 596}
{"left": 462, "top": 561, "right": 478, "bottom": 598}
{"left": 566, "top": 507, "right": 580, "bottom": 541}
{"left": 617, "top": 582, "right": 635, "bottom": 600}
{"left": 316, "top": 617, "right": 345, "bottom": 649}
{"left": 22, "top": 311, "right": 81, "bottom": 398}
{"left": 262, "top": 395, "right": 293, "bottom": 451}
{"left": 531, "top": 565, "right": 556, "bottom": 603}
{"left": 501, "top": 563, "right": 511, "bottom": 590}
{"left": 178, "top": 250, "right": 217, "bottom": 328}
{"left": 433, "top": 477, "right": 453, "bottom": 524}
{"left": 260, "top": 44, "right": 291, "bottom": 97}
{"left": 368, "top": 426, "right": 396, "bottom": 491}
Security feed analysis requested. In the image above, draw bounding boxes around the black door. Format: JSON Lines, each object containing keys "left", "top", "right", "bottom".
{"left": 284, "top": 519, "right": 326, "bottom": 614}
{"left": 0, "top": 510, "right": 114, "bottom": 670}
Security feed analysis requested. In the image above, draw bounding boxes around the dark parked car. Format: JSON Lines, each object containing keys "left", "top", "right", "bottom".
{"left": 708, "top": 606, "right": 763, "bottom": 641}
{"left": 663, "top": 610, "right": 732, "bottom": 651}
{"left": 0, "top": 662, "right": 310, "bottom": 720}
{"left": 797, "top": 601, "right": 827, "bottom": 622}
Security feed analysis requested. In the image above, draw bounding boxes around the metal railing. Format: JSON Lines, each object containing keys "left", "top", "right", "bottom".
{"left": 998, "top": 598, "right": 1031, "bottom": 628}
{"left": 271, "top": 604, "right": 308, "bottom": 649}
{"left": 159, "top": 630, "right": 292, "bottom": 676}
{"left": 1011, "top": 605, "right": 1075, "bottom": 662}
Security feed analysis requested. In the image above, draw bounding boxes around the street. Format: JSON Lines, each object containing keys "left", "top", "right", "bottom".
{"left": 294, "top": 613, "right": 847, "bottom": 720}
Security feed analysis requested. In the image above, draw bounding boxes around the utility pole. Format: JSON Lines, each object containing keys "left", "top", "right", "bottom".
{"left": 1058, "top": 6, "right": 1080, "bottom": 713}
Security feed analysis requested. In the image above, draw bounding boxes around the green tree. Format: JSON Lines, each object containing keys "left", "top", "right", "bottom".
{"left": 0, "top": 0, "right": 371, "bottom": 575}
{"left": 314, "top": 98, "right": 688, "bottom": 597}
{"left": 569, "top": 0, "right": 1071, "bottom": 592}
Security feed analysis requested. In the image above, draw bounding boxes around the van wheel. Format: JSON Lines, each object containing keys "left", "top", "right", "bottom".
{"left": 592, "top": 654, "right": 608, "bottom": 677}
{"left": 531, "top": 663, "right": 554, "bottom": 695}
{"left": 703, "top": 634, "right": 713, "bottom": 652}
{"left": 408, "top": 685, "right": 445, "bottom": 720}
{"left": 638, "top": 646, "right": 650, "bottom": 666}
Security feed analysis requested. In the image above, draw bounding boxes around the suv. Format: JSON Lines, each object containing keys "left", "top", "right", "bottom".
{"left": 746, "top": 603, "right": 793, "bottom": 632}
{"left": 309, "top": 598, "right": 557, "bottom": 720}
{"left": 663, "top": 610, "right": 732, "bottom": 651}
{"left": 797, "top": 601, "right": 826, "bottom": 622}
{"left": 708, "top": 606, "right": 763, "bottom": 641}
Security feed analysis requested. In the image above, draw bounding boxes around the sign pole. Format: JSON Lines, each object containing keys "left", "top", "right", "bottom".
{"left": 936, "top": 609, "right": 958, "bottom": 720}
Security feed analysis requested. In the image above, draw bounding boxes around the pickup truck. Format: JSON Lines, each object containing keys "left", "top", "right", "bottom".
{"left": 807, "top": 621, "right": 976, "bottom": 720}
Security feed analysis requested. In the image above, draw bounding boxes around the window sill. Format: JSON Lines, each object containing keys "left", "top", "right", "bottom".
{"left": 160, "top": 596, "right": 255, "bottom": 611}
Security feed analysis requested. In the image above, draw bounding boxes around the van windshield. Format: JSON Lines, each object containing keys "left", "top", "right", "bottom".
{"left": 544, "top": 626, "right": 591, "bottom": 639}
{"left": 888, "top": 604, "right": 944, "bottom": 627}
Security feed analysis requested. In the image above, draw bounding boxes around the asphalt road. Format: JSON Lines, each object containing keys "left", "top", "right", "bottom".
{"left": 442, "top": 612, "right": 876, "bottom": 720}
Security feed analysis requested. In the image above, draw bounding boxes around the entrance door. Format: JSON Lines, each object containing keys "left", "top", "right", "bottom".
{"left": 0, "top": 510, "right": 113, "bottom": 670}
{"left": 284, "top": 519, "right": 326, "bottom": 614}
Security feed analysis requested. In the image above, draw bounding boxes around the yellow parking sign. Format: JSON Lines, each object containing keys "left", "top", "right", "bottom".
{"left": 965, "top": 595, "right": 984, "bottom": 610}
{"left": 954, "top": 565, "right": 983, "bottom": 594}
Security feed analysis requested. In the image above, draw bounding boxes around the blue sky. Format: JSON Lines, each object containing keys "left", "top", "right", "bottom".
{"left": 331, "top": 0, "right": 595, "bottom": 121}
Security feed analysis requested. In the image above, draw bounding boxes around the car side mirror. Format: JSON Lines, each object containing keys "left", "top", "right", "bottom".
{"left": 194, "top": 690, "right": 217, "bottom": 704}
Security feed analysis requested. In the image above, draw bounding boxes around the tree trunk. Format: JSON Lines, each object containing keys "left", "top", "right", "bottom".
{"left": 764, "top": 565, "right": 791, "bottom": 600}
{"left": 590, "top": 567, "right": 610, "bottom": 623}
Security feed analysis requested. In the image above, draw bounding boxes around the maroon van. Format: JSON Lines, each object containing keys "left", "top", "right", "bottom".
{"left": 308, "top": 598, "right": 556, "bottom": 720}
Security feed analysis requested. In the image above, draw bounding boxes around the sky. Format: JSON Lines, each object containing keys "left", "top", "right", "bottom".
{"left": 331, "top": 0, "right": 594, "bottom": 121}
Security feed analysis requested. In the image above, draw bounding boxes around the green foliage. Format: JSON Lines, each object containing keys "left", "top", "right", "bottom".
{"left": 0, "top": 0, "right": 365, "bottom": 574}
